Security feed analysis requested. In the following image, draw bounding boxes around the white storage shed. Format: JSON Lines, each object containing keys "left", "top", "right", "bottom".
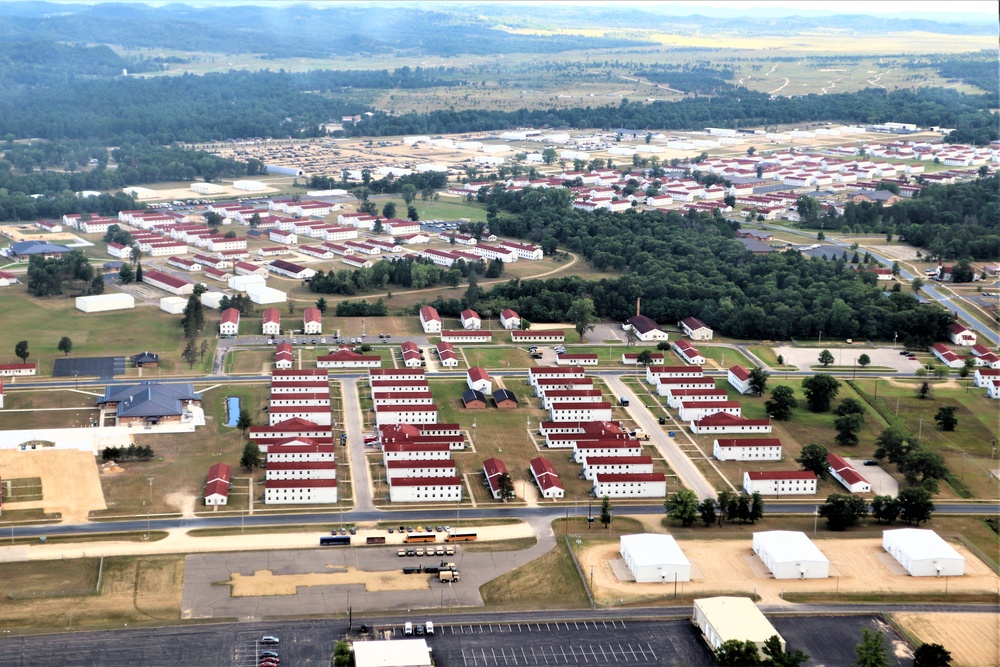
{"left": 200, "top": 291, "right": 227, "bottom": 309}
{"left": 159, "top": 296, "right": 188, "bottom": 314}
{"left": 228, "top": 274, "right": 266, "bottom": 292}
{"left": 882, "top": 528, "right": 965, "bottom": 577}
{"left": 246, "top": 284, "right": 287, "bottom": 305}
{"left": 620, "top": 533, "right": 691, "bottom": 583}
{"left": 75, "top": 293, "right": 136, "bottom": 313}
{"left": 693, "top": 596, "right": 783, "bottom": 652}
{"left": 752, "top": 531, "right": 829, "bottom": 579}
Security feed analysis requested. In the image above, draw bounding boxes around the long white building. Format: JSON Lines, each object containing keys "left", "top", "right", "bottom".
{"left": 264, "top": 478, "right": 337, "bottom": 504}
{"left": 388, "top": 476, "right": 463, "bottom": 503}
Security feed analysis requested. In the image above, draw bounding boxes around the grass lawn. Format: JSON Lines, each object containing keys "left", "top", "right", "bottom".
{"left": 851, "top": 378, "right": 1000, "bottom": 500}
{"left": 0, "top": 389, "right": 100, "bottom": 429}
{"left": 227, "top": 349, "right": 274, "bottom": 374}
{"left": 747, "top": 345, "right": 796, "bottom": 370}
{"left": 480, "top": 537, "right": 589, "bottom": 610}
{"left": 93, "top": 381, "right": 270, "bottom": 517}
{"left": 374, "top": 198, "right": 489, "bottom": 223}
{"left": 463, "top": 346, "right": 533, "bottom": 369}
{"left": 0, "top": 288, "right": 214, "bottom": 376}
{"left": 556, "top": 345, "right": 662, "bottom": 367}
{"left": 697, "top": 345, "right": 757, "bottom": 370}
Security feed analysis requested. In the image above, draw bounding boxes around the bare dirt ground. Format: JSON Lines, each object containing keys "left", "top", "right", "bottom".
{"left": 578, "top": 537, "right": 999, "bottom": 606}
{"left": 893, "top": 613, "right": 1000, "bottom": 667}
{"left": 164, "top": 491, "right": 197, "bottom": 518}
{"left": 227, "top": 566, "right": 432, "bottom": 596}
{"left": 0, "top": 449, "right": 106, "bottom": 522}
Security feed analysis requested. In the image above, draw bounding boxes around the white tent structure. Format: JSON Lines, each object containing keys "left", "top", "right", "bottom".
{"left": 246, "top": 284, "right": 287, "bottom": 305}
{"left": 75, "top": 293, "right": 135, "bottom": 313}
{"left": 620, "top": 533, "right": 691, "bottom": 583}
{"left": 752, "top": 531, "right": 829, "bottom": 579}
{"left": 354, "top": 639, "right": 432, "bottom": 667}
{"left": 693, "top": 596, "right": 784, "bottom": 652}
{"left": 883, "top": 528, "right": 965, "bottom": 577}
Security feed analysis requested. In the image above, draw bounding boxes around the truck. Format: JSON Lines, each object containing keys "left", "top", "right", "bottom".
{"left": 366, "top": 536, "right": 387, "bottom": 545}
{"left": 629, "top": 428, "right": 649, "bottom": 441}
{"left": 619, "top": 396, "right": 629, "bottom": 407}
{"left": 439, "top": 570, "right": 460, "bottom": 582}
{"left": 445, "top": 530, "right": 477, "bottom": 542}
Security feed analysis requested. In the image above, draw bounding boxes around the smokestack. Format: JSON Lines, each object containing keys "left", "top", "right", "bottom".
{"left": 636, "top": 297, "right": 641, "bottom": 317}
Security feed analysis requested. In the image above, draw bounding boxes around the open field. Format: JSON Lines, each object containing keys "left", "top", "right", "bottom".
{"left": 0, "top": 555, "right": 184, "bottom": 630}
{"left": 0, "top": 449, "right": 106, "bottom": 523}
{"left": 893, "top": 613, "right": 1000, "bottom": 667}
{"left": 0, "top": 389, "right": 99, "bottom": 430}
{"left": 227, "top": 567, "right": 431, "bottom": 596}
{"left": 0, "top": 288, "right": 214, "bottom": 376}
{"left": 372, "top": 198, "right": 489, "bottom": 223}
{"left": 462, "top": 346, "right": 532, "bottom": 370}
{"left": 479, "top": 537, "right": 589, "bottom": 610}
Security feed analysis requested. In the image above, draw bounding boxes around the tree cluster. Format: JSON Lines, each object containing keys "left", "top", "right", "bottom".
{"left": 873, "top": 427, "right": 949, "bottom": 492}
{"left": 101, "top": 444, "right": 155, "bottom": 462}
{"left": 25, "top": 251, "right": 94, "bottom": 297}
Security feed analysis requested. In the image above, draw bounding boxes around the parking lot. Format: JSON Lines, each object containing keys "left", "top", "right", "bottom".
{"left": 52, "top": 355, "right": 125, "bottom": 380}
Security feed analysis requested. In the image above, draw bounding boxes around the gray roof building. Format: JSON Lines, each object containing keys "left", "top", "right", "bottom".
{"left": 99, "top": 381, "right": 200, "bottom": 421}
{"left": 9, "top": 241, "right": 73, "bottom": 260}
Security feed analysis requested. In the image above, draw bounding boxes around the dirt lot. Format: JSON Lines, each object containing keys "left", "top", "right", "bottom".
{"left": 773, "top": 345, "right": 921, "bottom": 372}
{"left": 227, "top": 566, "right": 432, "bottom": 596}
{"left": 893, "top": 613, "right": 999, "bottom": 667}
{"left": 577, "top": 537, "right": 998, "bottom": 606}
{"left": 0, "top": 449, "right": 106, "bottom": 522}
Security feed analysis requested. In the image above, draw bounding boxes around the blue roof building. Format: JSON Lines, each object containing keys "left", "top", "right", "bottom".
{"left": 8, "top": 241, "right": 73, "bottom": 260}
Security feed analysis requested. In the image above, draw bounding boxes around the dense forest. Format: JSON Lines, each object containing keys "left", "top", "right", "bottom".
{"left": 436, "top": 188, "right": 955, "bottom": 346}
{"left": 634, "top": 65, "right": 736, "bottom": 94}
{"left": 798, "top": 176, "right": 1000, "bottom": 261}
{"left": 345, "top": 88, "right": 998, "bottom": 145}
{"left": 903, "top": 53, "right": 998, "bottom": 96}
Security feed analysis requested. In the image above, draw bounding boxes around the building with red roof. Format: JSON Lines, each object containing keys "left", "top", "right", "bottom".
{"left": 827, "top": 453, "right": 871, "bottom": 493}
{"left": 482, "top": 458, "right": 510, "bottom": 500}
{"left": 743, "top": 470, "right": 817, "bottom": 495}
{"left": 529, "top": 457, "right": 564, "bottom": 499}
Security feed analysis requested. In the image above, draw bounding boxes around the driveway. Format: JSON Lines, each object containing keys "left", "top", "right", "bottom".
{"left": 602, "top": 376, "right": 716, "bottom": 501}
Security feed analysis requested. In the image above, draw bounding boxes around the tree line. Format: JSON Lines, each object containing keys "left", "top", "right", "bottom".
{"left": 462, "top": 189, "right": 953, "bottom": 346}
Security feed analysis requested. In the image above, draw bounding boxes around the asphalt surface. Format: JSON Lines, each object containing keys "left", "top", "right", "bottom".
{"left": 4, "top": 606, "right": 991, "bottom": 667}
{"left": 342, "top": 377, "right": 375, "bottom": 512}
{"left": 51, "top": 356, "right": 125, "bottom": 381}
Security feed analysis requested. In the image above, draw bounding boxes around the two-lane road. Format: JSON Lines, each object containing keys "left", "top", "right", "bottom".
{"left": 603, "top": 376, "right": 716, "bottom": 501}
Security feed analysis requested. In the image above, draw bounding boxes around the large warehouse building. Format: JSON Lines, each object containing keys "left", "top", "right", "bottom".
{"left": 752, "top": 531, "right": 830, "bottom": 579}
{"left": 620, "top": 533, "right": 691, "bottom": 583}
{"left": 883, "top": 528, "right": 965, "bottom": 577}
{"left": 75, "top": 293, "right": 136, "bottom": 313}
{"left": 693, "top": 596, "right": 784, "bottom": 652}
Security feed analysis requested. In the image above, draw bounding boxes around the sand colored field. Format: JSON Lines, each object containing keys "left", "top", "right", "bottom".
{"left": 893, "top": 613, "right": 1000, "bottom": 667}
{"left": 0, "top": 449, "right": 106, "bottom": 522}
{"left": 227, "top": 567, "right": 432, "bottom": 596}
{"left": 578, "top": 537, "right": 999, "bottom": 606}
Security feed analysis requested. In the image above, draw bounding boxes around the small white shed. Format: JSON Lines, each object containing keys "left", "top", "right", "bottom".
{"left": 752, "top": 530, "right": 829, "bottom": 579}
{"left": 883, "top": 528, "right": 965, "bottom": 577}
{"left": 200, "top": 291, "right": 227, "bottom": 309}
{"left": 159, "top": 296, "right": 188, "bottom": 314}
{"left": 620, "top": 533, "right": 691, "bottom": 583}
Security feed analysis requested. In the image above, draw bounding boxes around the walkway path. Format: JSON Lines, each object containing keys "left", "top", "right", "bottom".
{"left": 340, "top": 378, "right": 375, "bottom": 512}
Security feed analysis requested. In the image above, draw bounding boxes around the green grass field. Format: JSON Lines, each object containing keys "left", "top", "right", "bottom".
{"left": 0, "top": 288, "right": 214, "bottom": 376}
{"left": 479, "top": 537, "right": 589, "bottom": 610}
{"left": 463, "top": 346, "right": 533, "bottom": 370}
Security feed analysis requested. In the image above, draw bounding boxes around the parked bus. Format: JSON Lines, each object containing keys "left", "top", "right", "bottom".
{"left": 404, "top": 533, "right": 436, "bottom": 543}
{"left": 320, "top": 535, "right": 352, "bottom": 546}
{"left": 366, "top": 536, "right": 387, "bottom": 545}
{"left": 445, "top": 530, "right": 477, "bottom": 542}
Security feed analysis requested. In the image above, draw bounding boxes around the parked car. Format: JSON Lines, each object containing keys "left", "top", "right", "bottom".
{"left": 261, "top": 636, "right": 280, "bottom": 645}
{"left": 863, "top": 460, "right": 879, "bottom": 466}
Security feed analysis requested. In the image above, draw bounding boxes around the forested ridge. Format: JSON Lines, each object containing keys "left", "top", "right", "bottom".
{"left": 431, "top": 188, "right": 954, "bottom": 346}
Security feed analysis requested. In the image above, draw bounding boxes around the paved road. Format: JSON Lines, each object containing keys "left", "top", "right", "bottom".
{"left": 603, "top": 375, "right": 716, "bottom": 501}
{"left": 340, "top": 378, "right": 375, "bottom": 512}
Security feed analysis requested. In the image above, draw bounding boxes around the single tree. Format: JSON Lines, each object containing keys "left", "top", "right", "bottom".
{"left": 912, "top": 276, "right": 924, "bottom": 293}
{"left": 819, "top": 493, "right": 868, "bottom": 531}
{"left": 315, "top": 297, "right": 328, "bottom": 314}
{"left": 852, "top": 627, "right": 889, "bottom": 667}
{"left": 236, "top": 408, "right": 252, "bottom": 434}
{"left": 248, "top": 212, "right": 261, "bottom": 229}
{"left": 697, "top": 498, "right": 717, "bottom": 527}
{"left": 205, "top": 211, "right": 223, "bottom": 228}
{"left": 870, "top": 495, "right": 900, "bottom": 525}
{"left": 407, "top": 205, "right": 419, "bottom": 221}
{"left": 896, "top": 487, "right": 935, "bottom": 525}
{"left": 600, "top": 495, "right": 612, "bottom": 528}
{"left": 716, "top": 639, "right": 761, "bottom": 666}
{"left": 382, "top": 201, "right": 397, "bottom": 219}
{"left": 749, "top": 491, "right": 765, "bottom": 523}
{"left": 818, "top": 349, "right": 835, "bottom": 367}
{"left": 14, "top": 340, "right": 29, "bottom": 362}
{"left": 796, "top": 443, "right": 829, "bottom": 477}
{"left": 496, "top": 472, "right": 516, "bottom": 502}
{"left": 916, "top": 380, "right": 931, "bottom": 399}
{"left": 119, "top": 263, "right": 135, "bottom": 284}
{"left": 912, "top": 643, "right": 952, "bottom": 667}
{"left": 776, "top": 354, "right": 785, "bottom": 366}
{"left": 567, "top": 297, "right": 597, "bottom": 343}
{"left": 88, "top": 274, "right": 105, "bottom": 295}
{"left": 834, "top": 398, "right": 866, "bottom": 417}
{"left": 761, "top": 634, "right": 809, "bottom": 667}
{"left": 934, "top": 406, "right": 958, "bottom": 431}
{"left": 873, "top": 427, "right": 914, "bottom": 465}
{"left": 135, "top": 262, "right": 143, "bottom": 282}
{"left": 801, "top": 374, "right": 841, "bottom": 412}
{"left": 181, "top": 339, "right": 198, "bottom": 368}
{"left": 959, "top": 357, "right": 975, "bottom": 379}
{"left": 199, "top": 339, "right": 209, "bottom": 362}
{"left": 400, "top": 183, "right": 417, "bottom": 205}
{"left": 857, "top": 354, "right": 871, "bottom": 368}
{"left": 57, "top": 336, "right": 73, "bottom": 356}
{"left": 748, "top": 366, "right": 769, "bottom": 396}
{"left": 899, "top": 449, "right": 948, "bottom": 486}
{"left": 764, "top": 385, "right": 798, "bottom": 421}
{"left": 834, "top": 412, "right": 865, "bottom": 446}
{"left": 665, "top": 489, "right": 699, "bottom": 527}
{"left": 240, "top": 441, "right": 262, "bottom": 471}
